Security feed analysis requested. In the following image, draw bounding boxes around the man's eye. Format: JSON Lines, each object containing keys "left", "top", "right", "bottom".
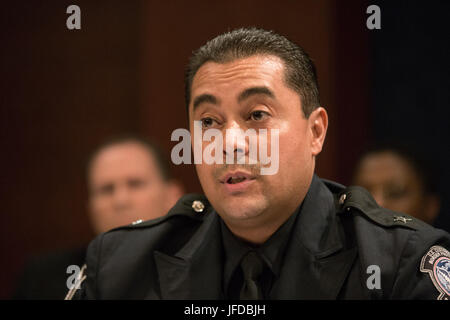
{"left": 128, "top": 179, "right": 146, "bottom": 189}
{"left": 249, "top": 110, "right": 269, "bottom": 121}
{"left": 97, "top": 184, "right": 114, "bottom": 196}
{"left": 385, "top": 188, "right": 407, "bottom": 200}
{"left": 201, "top": 117, "right": 215, "bottom": 128}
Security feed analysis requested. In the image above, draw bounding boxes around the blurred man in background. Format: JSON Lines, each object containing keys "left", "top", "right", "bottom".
{"left": 14, "top": 135, "right": 183, "bottom": 299}
{"left": 353, "top": 143, "right": 441, "bottom": 225}
{"left": 87, "top": 135, "right": 184, "bottom": 234}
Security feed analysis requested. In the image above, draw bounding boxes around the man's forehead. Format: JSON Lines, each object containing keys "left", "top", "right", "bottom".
{"left": 191, "top": 54, "right": 285, "bottom": 91}
{"left": 95, "top": 142, "right": 152, "bottom": 162}
{"left": 90, "top": 143, "right": 156, "bottom": 177}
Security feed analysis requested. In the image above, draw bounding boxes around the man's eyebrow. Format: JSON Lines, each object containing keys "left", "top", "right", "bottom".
{"left": 193, "top": 94, "right": 219, "bottom": 111}
{"left": 238, "top": 86, "right": 275, "bottom": 102}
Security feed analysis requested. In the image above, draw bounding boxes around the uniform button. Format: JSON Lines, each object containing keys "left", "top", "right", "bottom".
{"left": 192, "top": 200, "right": 205, "bottom": 213}
{"left": 132, "top": 219, "right": 143, "bottom": 225}
{"left": 339, "top": 193, "right": 347, "bottom": 205}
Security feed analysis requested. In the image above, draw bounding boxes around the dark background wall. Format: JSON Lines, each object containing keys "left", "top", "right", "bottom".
{"left": 1, "top": 0, "right": 447, "bottom": 299}
{"left": 369, "top": 0, "right": 450, "bottom": 232}
{"left": 1, "top": 1, "right": 143, "bottom": 299}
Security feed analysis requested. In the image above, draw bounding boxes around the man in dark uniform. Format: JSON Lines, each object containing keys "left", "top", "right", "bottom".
{"left": 72, "top": 28, "right": 450, "bottom": 300}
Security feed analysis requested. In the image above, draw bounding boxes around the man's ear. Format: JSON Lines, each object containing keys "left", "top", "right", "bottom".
{"left": 308, "top": 107, "right": 328, "bottom": 156}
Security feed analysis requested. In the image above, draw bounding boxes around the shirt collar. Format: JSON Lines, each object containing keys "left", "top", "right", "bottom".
{"left": 220, "top": 203, "right": 301, "bottom": 295}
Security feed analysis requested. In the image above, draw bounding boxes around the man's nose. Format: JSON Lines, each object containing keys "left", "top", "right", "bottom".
{"left": 222, "top": 121, "right": 249, "bottom": 160}
{"left": 113, "top": 186, "right": 131, "bottom": 210}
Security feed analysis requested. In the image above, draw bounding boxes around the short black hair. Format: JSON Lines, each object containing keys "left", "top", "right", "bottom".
{"left": 86, "top": 134, "right": 173, "bottom": 182}
{"left": 185, "top": 27, "right": 320, "bottom": 118}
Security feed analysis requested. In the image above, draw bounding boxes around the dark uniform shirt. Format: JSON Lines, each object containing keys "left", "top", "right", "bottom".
{"left": 220, "top": 205, "right": 300, "bottom": 299}
{"left": 71, "top": 175, "right": 450, "bottom": 300}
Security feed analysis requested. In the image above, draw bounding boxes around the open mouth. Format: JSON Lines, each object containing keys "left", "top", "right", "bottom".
{"left": 226, "top": 176, "right": 247, "bottom": 184}
{"left": 220, "top": 171, "right": 256, "bottom": 193}
{"left": 220, "top": 171, "right": 255, "bottom": 185}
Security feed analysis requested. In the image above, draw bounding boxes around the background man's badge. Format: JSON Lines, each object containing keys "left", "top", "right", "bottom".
{"left": 420, "top": 245, "right": 450, "bottom": 300}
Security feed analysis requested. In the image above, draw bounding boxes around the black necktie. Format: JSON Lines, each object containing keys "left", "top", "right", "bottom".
{"left": 239, "top": 251, "right": 264, "bottom": 300}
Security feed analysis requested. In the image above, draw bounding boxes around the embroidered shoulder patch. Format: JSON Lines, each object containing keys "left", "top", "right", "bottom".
{"left": 420, "top": 246, "right": 450, "bottom": 300}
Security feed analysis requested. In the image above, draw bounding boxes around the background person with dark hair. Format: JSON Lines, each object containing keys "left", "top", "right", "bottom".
{"left": 352, "top": 144, "right": 441, "bottom": 226}
{"left": 14, "top": 135, "right": 183, "bottom": 299}
{"left": 86, "top": 135, "right": 184, "bottom": 234}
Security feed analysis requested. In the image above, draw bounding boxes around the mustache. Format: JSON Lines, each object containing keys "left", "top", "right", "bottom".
{"left": 213, "top": 163, "right": 261, "bottom": 180}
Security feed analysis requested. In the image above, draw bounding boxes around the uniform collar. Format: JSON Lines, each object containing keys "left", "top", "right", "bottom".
{"left": 220, "top": 205, "right": 301, "bottom": 297}
{"left": 154, "top": 174, "right": 356, "bottom": 299}
{"left": 153, "top": 209, "right": 224, "bottom": 299}
{"left": 295, "top": 174, "right": 344, "bottom": 256}
{"left": 270, "top": 174, "right": 357, "bottom": 299}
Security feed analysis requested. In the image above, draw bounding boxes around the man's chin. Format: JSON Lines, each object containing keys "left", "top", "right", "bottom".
{"left": 215, "top": 195, "right": 268, "bottom": 222}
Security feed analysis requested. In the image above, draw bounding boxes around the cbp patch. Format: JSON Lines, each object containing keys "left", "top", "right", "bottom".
{"left": 420, "top": 246, "right": 450, "bottom": 300}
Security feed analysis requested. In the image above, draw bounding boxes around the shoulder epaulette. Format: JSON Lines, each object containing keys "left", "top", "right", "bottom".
{"left": 105, "top": 194, "right": 213, "bottom": 233}
{"left": 337, "top": 185, "right": 429, "bottom": 231}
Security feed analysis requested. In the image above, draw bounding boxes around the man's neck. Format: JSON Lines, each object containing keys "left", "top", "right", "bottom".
{"left": 220, "top": 172, "right": 316, "bottom": 245}
{"left": 221, "top": 200, "right": 303, "bottom": 245}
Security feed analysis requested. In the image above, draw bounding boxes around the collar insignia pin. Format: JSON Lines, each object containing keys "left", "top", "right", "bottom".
{"left": 192, "top": 200, "right": 205, "bottom": 213}
{"left": 393, "top": 216, "right": 412, "bottom": 224}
